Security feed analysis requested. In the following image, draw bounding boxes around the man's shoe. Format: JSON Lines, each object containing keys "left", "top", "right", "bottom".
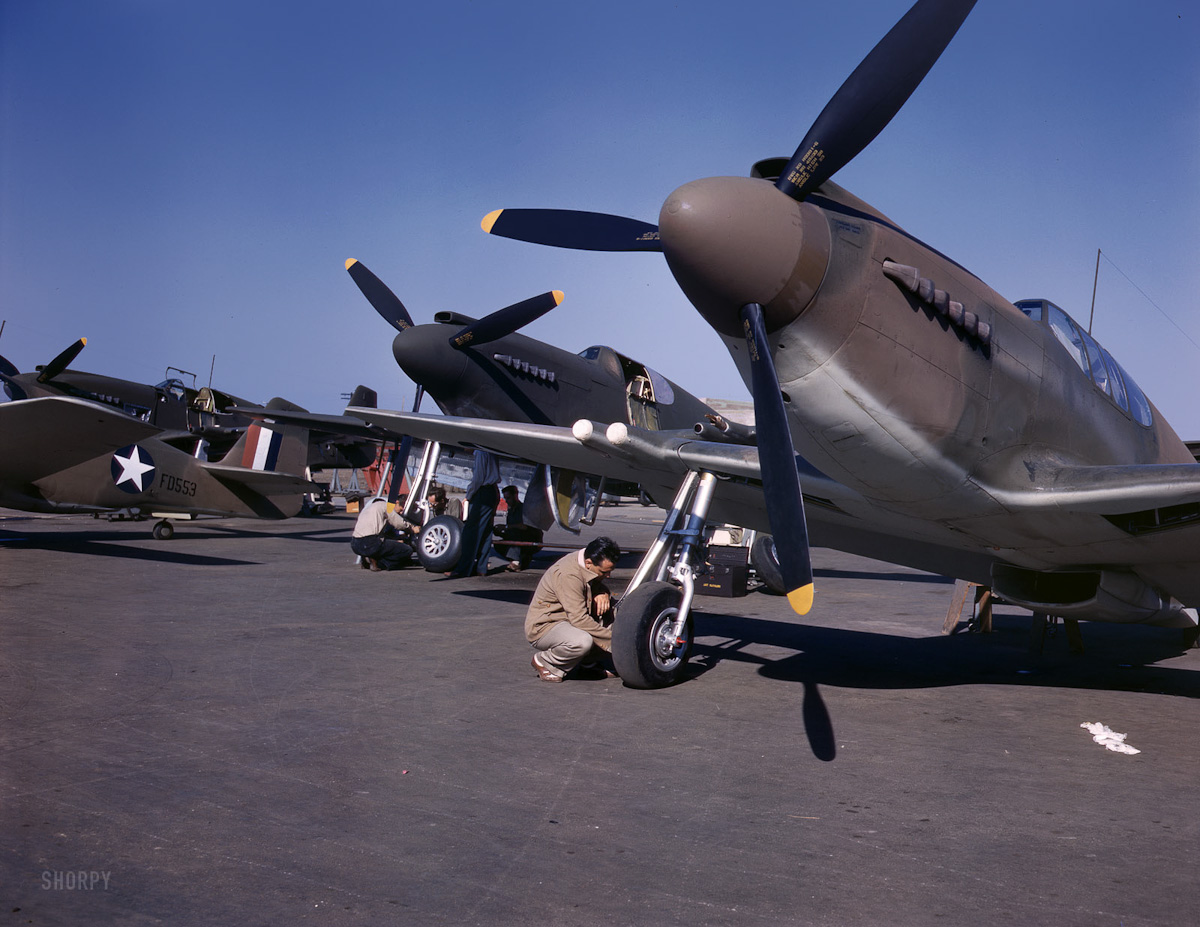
{"left": 531, "top": 653, "right": 563, "bottom": 683}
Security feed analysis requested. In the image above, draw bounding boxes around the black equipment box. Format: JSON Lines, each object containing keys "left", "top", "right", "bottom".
{"left": 707, "top": 544, "right": 749, "bottom": 566}
{"left": 697, "top": 563, "right": 749, "bottom": 597}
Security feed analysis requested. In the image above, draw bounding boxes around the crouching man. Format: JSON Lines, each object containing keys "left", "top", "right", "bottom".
{"left": 525, "top": 536, "right": 621, "bottom": 682}
{"left": 350, "top": 495, "right": 419, "bottom": 571}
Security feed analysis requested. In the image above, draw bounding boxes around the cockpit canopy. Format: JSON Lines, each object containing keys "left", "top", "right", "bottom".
{"left": 1016, "top": 299, "right": 1152, "bottom": 427}
{"left": 154, "top": 378, "right": 188, "bottom": 402}
{"left": 578, "top": 346, "right": 676, "bottom": 405}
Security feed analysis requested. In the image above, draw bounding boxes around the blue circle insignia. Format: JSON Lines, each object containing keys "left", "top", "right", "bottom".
{"left": 111, "top": 444, "right": 157, "bottom": 493}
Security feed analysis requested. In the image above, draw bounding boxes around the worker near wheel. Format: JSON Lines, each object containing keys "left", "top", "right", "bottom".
{"left": 349, "top": 494, "right": 419, "bottom": 571}
{"left": 526, "top": 536, "right": 621, "bottom": 682}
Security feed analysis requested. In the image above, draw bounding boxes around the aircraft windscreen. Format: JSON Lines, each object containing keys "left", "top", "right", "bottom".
{"left": 644, "top": 367, "right": 675, "bottom": 405}
{"left": 155, "top": 378, "right": 187, "bottom": 401}
{"left": 1016, "top": 299, "right": 1152, "bottom": 427}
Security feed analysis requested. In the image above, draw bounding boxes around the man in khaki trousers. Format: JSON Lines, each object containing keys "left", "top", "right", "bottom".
{"left": 525, "top": 537, "right": 621, "bottom": 682}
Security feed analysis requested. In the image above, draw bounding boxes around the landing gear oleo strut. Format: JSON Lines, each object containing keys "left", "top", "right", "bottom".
{"left": 612, "top": 470, "right": 717, "bottom": 688}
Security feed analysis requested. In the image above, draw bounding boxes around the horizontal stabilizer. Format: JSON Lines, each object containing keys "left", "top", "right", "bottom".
{"left": 202, "top": 465, "right": 317, "bottom": 496}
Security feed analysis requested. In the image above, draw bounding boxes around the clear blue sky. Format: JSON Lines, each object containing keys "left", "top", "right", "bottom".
{"left": 3, "top": 2, "right": 1198, "bottom": 434}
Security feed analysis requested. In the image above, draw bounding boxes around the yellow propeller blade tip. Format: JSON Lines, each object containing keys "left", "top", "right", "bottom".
{"left": 80, "top": 337, "right": 87, "bottom": 346}
{"left": 786, "top": 583, "right": 815, "bottom": 616}
{"left": 552, "top": 290, "right": 565, "bottom": 306}
{"left": 344, "top": 258, "right": 358, "bottom": 270}
{"left": 481, "top": 210, "right": 502, "bottom": 234}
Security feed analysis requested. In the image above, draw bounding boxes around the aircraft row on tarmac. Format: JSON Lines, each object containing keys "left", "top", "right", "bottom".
{"left": 6, "top": 0, "right": 1199, "bottom": 688}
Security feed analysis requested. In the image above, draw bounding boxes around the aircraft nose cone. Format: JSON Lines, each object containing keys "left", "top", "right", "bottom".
{"left": 391, "top": 325, "right": 468, "bottom": 400}
{"left": 659, "top": 176, "right": 830, "bottom": 337}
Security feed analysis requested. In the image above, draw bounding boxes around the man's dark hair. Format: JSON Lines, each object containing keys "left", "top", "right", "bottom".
{"left": 584, "top": 536, "right": 621, "bottom": 566}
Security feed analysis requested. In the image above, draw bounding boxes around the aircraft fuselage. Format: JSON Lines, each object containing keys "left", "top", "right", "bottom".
{"left": 390, "top": 313, "right": 718, "bottom": 432}
{"left": 661, "top": 174, "right": 1199, "bottom": 604}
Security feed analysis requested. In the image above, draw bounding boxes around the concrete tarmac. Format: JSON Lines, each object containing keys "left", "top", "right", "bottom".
{"left": 2, "top": 505, "right": 1199, "bottom": 926}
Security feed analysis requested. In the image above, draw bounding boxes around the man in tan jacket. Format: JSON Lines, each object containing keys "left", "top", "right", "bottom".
{"left": 525, "top": 537, "right": 622, "bottom": 682}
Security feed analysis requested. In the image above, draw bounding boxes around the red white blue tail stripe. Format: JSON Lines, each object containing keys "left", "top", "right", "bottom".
{"left": 241, "top": 423, "right": 283, "bottom": 471}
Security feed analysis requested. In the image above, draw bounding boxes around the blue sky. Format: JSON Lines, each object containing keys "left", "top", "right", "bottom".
{"left": 3, "top": 2, "right": 1198, "bottom": 435}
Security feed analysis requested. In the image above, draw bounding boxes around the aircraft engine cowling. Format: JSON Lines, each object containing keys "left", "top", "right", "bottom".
{"left": 991, "top": 564, "right": 1199, "bottom": 629}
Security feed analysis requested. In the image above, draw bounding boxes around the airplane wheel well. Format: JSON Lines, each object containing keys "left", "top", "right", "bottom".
{"left": 750, "top": 534, "right": 785, "bottom": 595}
{"left": 612, "top": 581, "right": 692, "bottom": 689}
{"left": 416, "top": 515, "right": 463, "bottom": 572}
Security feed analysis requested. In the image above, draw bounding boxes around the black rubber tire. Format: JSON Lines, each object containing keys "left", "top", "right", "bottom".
{"left": 152, "top": 520, "right": 174, "bottom": 541}
{"left": 416, "top": 516, "right": 463, "bottom": 572}
{"left": 612, "top": 581, "right": 692, "bottom": 689}
{"left": 750, "top": 534, "right": 786, "bottom": 595}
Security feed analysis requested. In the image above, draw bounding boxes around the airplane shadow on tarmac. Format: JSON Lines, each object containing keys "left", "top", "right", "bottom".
{"left": 683, "top": 606, "right": 1200, "bottom": 761}
{"left": 0, "top": 529, "right": 257, "bottom": 566}
{"left": 0, "top": 522, "right": 354, "bottom": 566}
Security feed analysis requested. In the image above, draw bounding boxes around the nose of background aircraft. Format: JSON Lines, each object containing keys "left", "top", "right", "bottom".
{"left": 659, "top": 176, "right": 830, "bottom": 338}
{"left": 391, "top": 325, "right": 469, "bottom": 401}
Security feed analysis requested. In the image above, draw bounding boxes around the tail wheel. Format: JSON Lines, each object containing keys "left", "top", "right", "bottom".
{"left": 416, "top": 515, "right": 463, "bottom": 572}
{"left": 612, "top": 581, "right": 692, "bottom": 689}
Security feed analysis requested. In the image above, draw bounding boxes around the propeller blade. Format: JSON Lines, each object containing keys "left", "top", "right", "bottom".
{"left": 482, "top": 209, "right": 662, "bottom": 253}
{"left": 346, "top": 259, "right": 416, "bottom": 332}
{"left": 741, "top": 302, "right": 814, "bottom": 614}
{"left": 449, "top": 290, "right": 565, "bottom": 349}
{"left": 0, "top": 354, "right": 26, "bottom": 401}
{"left": 776, "top": 0, "right": 976, "bottom": 202}
{"left": 36, "top": 338, "right": 87, "bottom": 383}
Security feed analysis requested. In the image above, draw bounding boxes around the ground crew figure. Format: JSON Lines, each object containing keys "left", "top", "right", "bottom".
{"left": 494, "top": 483, "right": 543, "bottom": 571}
{"left": 350, "top": 495, "right": 418, "bottom": 571}
{"left": 450, "top": 450, "right": 500, "bottom": 577}
{"left": 525, "top": 536, "right": 621, "bottom": 682}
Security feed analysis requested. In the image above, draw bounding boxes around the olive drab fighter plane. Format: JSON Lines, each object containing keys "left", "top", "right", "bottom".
{"left": 0, "top": 395, "right": 319, "bottom": 538}
{"left": 0, "top": 340, "right": 379, "bottom": 471}
{"left": 247, "top": 258, "right": 752, "bottom": 516}
{"left": 343, "top": 258, "right": 741, "bottom": 439}
{"left": 335, "top": 0, "right": 1200, "bottom": 689}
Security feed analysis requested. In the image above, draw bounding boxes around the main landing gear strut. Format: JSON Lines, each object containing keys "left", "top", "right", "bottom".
{"left": 612, "top": 470, "right": 717, "bottom": 688}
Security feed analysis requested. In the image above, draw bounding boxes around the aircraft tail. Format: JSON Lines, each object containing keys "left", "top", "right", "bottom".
{"left": 204, "top": 417, "right": 316, "bottom": 518}
{"left": 224, "top": 416, "right": 310, "bottom": 477}
{"left": 347, "top": 385, "right": 377, "bottom": 409}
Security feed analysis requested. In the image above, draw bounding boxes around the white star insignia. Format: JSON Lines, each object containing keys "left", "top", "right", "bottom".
{"left": 112, "top": 446, "right": 155, "bottom": 492}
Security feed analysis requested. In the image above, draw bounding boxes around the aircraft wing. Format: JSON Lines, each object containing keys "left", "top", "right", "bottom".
{"left": 342, "top": 407, "right": 852, "bottom": 525}
{"left": 0, "top": 396, "right": 164, "bottom": 483}
{"left": 232, "top": 405, "right": 385, "bottom": 441}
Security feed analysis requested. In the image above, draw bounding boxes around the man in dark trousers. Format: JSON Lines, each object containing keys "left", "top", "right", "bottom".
{"left": 449, "top": 450, "right": 500, "bottom": 577}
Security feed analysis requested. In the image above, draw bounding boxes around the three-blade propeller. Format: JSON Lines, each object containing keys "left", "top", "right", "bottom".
{"left": 345, "top": 258, "right": 562, "bottom": 349}
{"left": 477, "top": 0, "right": 976, "bottom": 614}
